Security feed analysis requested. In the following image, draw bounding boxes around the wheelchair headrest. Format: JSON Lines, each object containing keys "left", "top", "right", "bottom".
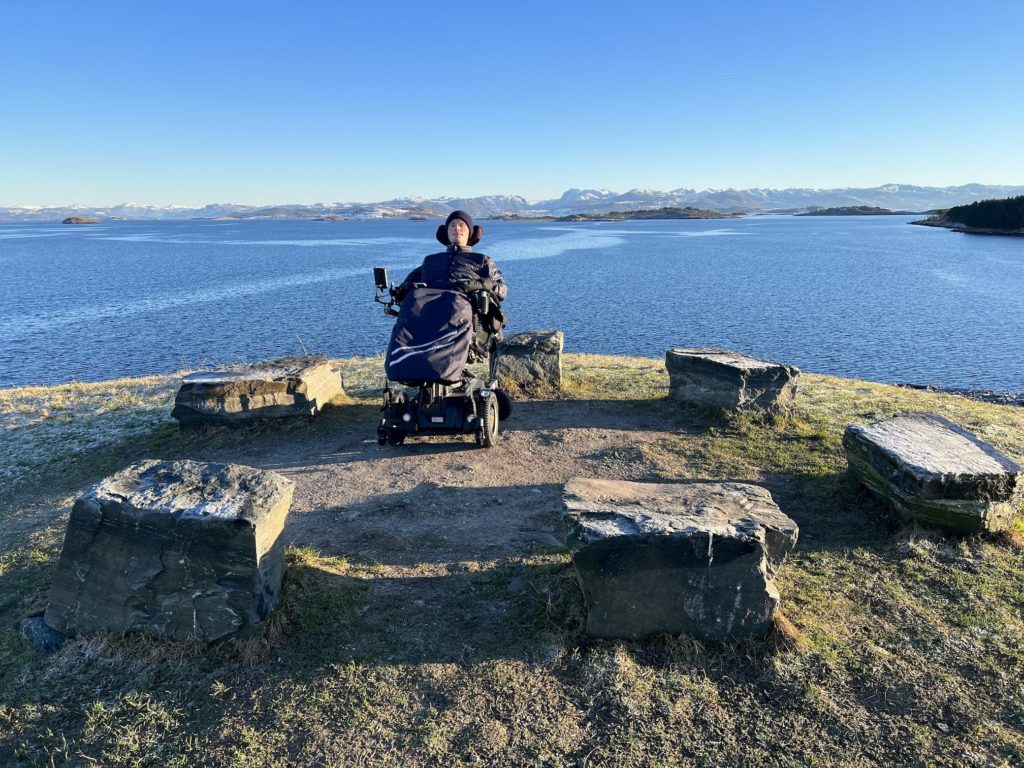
{"left": 435, "top": 224, "right": 483, "bottom": 247}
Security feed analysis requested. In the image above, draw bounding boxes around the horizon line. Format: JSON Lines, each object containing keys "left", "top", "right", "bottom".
{"left": 5, "top": 180, "right": 1024, "bottom": 211}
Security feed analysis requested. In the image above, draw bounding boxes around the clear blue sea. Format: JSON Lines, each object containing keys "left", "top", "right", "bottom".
{"left": 1, "top": 216, "right": 1022, "bottom": 391}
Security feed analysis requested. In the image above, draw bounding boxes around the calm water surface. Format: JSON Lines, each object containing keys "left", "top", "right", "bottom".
{"left": 1, "top": 216, "right": 1022, "bottom": 391}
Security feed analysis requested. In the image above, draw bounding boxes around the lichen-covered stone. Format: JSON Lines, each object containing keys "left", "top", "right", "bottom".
{"left": 43, "top": 460, "right": 293, "bottom": 643}
{"left": 665, "top": 348, "right": 799, "bottom": 418}
{"left": 171, "top": 354, "right": 343, "bottom": 429}
{"left": 844, "top": 413, "right": 1022, "bottom": 534}
{"left": 493, "top": 330, "right": 563, "bottom": 392}
{"left": 563, "top": 478, "right": 798, "bottom": 642}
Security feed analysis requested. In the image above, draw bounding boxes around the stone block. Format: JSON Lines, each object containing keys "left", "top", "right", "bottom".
{"left": 493, "top": 330, "right": 564, "bottom": 392}
{"left": 43, "top": 459, "right": 294, "bottom": 643}
{"left": 843, "top": 413, "right": 1022, "bottom": 534}
{"left": 563, "top": 477, "right": 799, "bottom": 642}
{"left": 171, "top": 354, "right": 343, "bottom": 429}
{"left": 665, "top": 348, "right": 799, "bottom": 418}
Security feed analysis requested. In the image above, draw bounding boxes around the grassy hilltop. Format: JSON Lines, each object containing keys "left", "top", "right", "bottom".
{"left": 2, "top": 355, "right": 1024, "bottom": 766}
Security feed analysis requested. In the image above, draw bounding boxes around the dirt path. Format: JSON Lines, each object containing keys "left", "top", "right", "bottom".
{"left": 201, "top": 399, "right": 676, "bottom": 570}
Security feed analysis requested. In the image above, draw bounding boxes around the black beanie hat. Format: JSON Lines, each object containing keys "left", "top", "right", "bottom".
{"left": 445, "top": 210, "right": 474, "bottom": 231}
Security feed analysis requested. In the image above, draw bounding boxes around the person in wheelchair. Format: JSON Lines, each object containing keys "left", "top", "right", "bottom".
{"left": 373, "top": 210, "right": 509, "bottom": 447}
{"left": 394, "top": 210, "right": 507, "bottom": 377}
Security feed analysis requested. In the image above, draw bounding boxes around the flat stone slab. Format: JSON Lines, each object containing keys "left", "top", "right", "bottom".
{"left": 843, "top": 413, "right": 1023, "bottom": 533}
{"left": 563, "top": 478, "right": 799, "bottom": 642}
{"left": 43, "top": 459, "right": 294, "bottom": 643}
{"left": 493, "top": 330, "right": 564, "bottom": 391}
{"left": 665, "top": 348, "right": 799, "bottom": 418}
{"left": 171, "top": 354, "right": 343, "bottom": 429}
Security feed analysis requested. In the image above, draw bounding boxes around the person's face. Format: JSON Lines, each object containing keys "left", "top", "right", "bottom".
{"left": 447, "top": 218, "right": 470, "bottom": 246}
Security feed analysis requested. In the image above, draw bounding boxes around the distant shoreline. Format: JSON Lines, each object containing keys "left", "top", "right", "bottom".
{"left": 796, "top": 206, "right": 917, "bottom": 216}
{"left": 911, "top": 217, "right": 1024, "bottom": 237}
{"left": 896, "top": 382, "right": 1024, "bottom": 407}
{"left": 911, "top": 195, "right": 1024, "bottom": 236}
{"left": 492, "top": 207, "right": 740, "bottom": 223}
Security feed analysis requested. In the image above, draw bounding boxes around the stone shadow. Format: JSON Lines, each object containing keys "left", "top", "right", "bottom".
{"left": 273, "top": 556, "right": 582, "bottom": 672}
{"left": 753, "top": 468, "right": 896, "bottom": 552}
{"left": 291, "top": 483, "right": 568, "bottom": 567}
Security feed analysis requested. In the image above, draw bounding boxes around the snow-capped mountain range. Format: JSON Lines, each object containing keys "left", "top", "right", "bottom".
{"left": 3, "top": 184, "right": 1024, "bottom": 222}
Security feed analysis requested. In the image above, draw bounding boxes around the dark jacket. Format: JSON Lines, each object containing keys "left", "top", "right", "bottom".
{"left": 397, "top": 245, "right": 508, "bottom": 302}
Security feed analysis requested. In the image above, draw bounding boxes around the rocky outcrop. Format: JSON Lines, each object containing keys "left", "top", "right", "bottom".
{"left": 665, "top": 348, "right": 799, "bottom": 419}
{"left": 171, "top": 355, "right": 343, "bottom": 429}
{"left": 844, "top": 413, "right": 1023, "bottom": 533}
{"left": 62, "top": 216, "right": 100, "bottom": 224}
{"left": 493, "top": 330, "right": 563, "bottom": 392}
{"left": 43, "top": 460, "right": 293, "bottom": 643}
{"left": 563, "top": 478, "right": 798, "bottom": 642}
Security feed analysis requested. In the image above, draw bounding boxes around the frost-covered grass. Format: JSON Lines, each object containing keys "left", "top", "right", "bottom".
{"left": 0, "top": 374, "right": 181, "bottom": 491}
{"left": 0, "top": 357, "right": 387, "bottom": 495}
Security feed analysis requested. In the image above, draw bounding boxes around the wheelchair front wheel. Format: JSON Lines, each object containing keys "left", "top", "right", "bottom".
{"left": 476, "top": 395, "right": 499, "bottom": 448}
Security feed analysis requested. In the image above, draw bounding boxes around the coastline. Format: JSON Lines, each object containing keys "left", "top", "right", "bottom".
{"left": 897, "top": 382, "right": 1024, "bottom": 407}
{"left": 911, "top": 218, "right": 1024, "bottom": 237}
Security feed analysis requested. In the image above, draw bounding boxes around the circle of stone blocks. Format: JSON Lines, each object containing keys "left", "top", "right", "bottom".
{"left": 42, "top": 459, "right": 294, "bottom": 644}
{"left": 563, "top": 477, "right": 799, "bottom": 642}
{"left": 843, "top": 413, "right": 1023, "bottom": 534}
{"left": 171, "top": 354, "right": 344, "bottom": 429}
{"left": 492, "top": 330, "right": 564, "bottom": 392}
{"left": 665, "top": 348, "right": 799, "bottom": 419}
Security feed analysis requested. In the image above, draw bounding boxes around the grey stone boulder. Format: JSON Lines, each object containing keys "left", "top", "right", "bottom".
{"left": 563, "top": 478, "right": 799, "bottom": 642}
{"left": 844, "top": 413, "right": 1023, "bottom": 534}
{"left": 22, "top": 615, "right": 67, "bottom": 654}
{"left": 493, "top": 330, "right": 564, "bottom": 392}
{"left": 665, "top": 348, "right": 799, "bottom": 419}
{"left": 171, "top": 354, "right": 343, "bottom": 429}
{"left": 43, "top": 459, "right": 293, "bottom": 644}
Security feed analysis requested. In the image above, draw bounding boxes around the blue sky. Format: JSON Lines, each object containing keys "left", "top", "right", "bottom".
{"left": 1, "top": 0, "right": 1022, "bottom": 206}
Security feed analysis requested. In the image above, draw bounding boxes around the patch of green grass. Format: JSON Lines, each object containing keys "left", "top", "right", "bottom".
{"left": 334, "top": 355, "right": 389, "bottom": 401}
{"left": 560, "top": 353, "right": 668, "bottom": 401}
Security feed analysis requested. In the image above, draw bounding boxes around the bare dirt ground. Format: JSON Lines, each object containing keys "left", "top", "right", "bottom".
{"left": 190, "top": 395, "right": 679, "bottom": 653}
{"left": 281, "top": 400, "right": 667, "bottom": 559}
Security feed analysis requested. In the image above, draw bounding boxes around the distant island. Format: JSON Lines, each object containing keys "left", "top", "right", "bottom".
{"left": 62, "top": 216, "right": 100, "bottom": 224}
{"left": 554, "top": 206, "right": 740, "bottom": 222}
{"left": 913, "top": 195, "right": 1024, "bottom": 236}
{"left": 487, "top": 213, "right": 558, "bottom": 221}
{"left": 796, "top": 206, "right": 914, "bottom": 216}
